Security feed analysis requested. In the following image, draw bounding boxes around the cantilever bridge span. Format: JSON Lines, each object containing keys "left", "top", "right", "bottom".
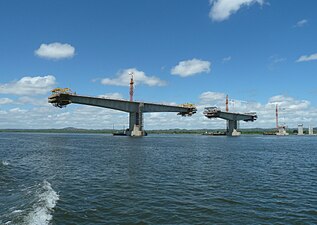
{"left": 204, "top": 107, "right": 257, "bottom": 136}
{"left": 48, "top": 93, "right": 196, "bottom": 136}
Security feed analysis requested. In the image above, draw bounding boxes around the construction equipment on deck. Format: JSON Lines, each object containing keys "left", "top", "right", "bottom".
{"left": 50, "top": 88, "right": 75, "bottom": 108}
{"left": 178, "top": 103, "right": 197, "bottom": 116}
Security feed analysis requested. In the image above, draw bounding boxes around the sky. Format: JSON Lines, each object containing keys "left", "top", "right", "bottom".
{"left": 0, "top": 0, "right": 317, "bottom": 130}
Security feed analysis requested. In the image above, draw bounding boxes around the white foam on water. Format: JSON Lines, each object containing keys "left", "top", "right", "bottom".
{"left": 2, "top": 160, "right": 9, "bottom": 166}
{"left": 25, "top": 181, "right": 59, "bottom": 225}
{"left": 12, "top": 209, "right": 23, "bottom": 214}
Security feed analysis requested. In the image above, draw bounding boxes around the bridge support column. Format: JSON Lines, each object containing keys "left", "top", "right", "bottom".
{"left": 226, "top": 120, "right": 241, "bottom": 136}
{"left": 127, "top": 103, "right": 145, "bottom": 137}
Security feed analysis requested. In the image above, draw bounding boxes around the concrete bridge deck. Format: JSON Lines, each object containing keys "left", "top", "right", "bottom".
{"left": 48, "top": 93, "right": 196, "bottom": 136}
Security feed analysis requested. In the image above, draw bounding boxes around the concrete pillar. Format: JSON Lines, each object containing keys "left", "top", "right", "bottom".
{"left": 298, "top": 124, "right": 304, "bottom": 135}
{"left": 127, "top": 103, "right": 145, "bottom": 137}
{"left": 227, "top": 120, "right": 240, "bottom": 136}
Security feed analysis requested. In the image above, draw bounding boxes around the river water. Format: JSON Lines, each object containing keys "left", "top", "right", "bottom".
{"left": 0, "top": 133, "right": 316, "bottom": 224}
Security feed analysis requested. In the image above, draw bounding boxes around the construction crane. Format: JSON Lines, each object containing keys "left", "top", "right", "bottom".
{"left": 275, "top": 104, "right": 289, "bottom": 135}
{"left": 129, "top": 72, "right": 134, "bottom": 102}
{"left": 276, "top": 104, "right": 279, "bottom": 129}
{"left": 275, "top": 104, "right": 287, "bottom": 128}
{"left": 225, "top": 95, "right": 248, "bottom": 112}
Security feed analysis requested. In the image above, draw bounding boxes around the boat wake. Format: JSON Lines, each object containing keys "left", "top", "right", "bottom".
{"left": 24, "top": 180, "right": 59, "bottom": 225}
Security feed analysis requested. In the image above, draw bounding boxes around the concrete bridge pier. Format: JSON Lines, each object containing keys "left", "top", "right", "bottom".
{"left": 226, "top": 120, "right": 241, "bottom": 136}
{"left": 127, "top": 103, "right": 145, "bottom": 137}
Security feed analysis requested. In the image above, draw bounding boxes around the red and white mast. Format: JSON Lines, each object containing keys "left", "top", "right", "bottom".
{"left": 276, "top": 104, "right": 279, "bottom": 128}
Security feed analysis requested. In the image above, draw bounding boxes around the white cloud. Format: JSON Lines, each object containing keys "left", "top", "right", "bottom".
{"left": 0, "top": 98, "right": 13, "bottom": 105}
{"left": 296, "top": 53, "right": 317, "bottom": 62}
{"left": 270, "top": 56, "right": 286, "bottom": 64}
{"left": 209, "top": 0, "right": 264, "bottom": 22}
{"left": 199, "top": 91, "right": 226, "bottom": 104}
{"left": 35, "top": 42, "right": 75, "bottom": 59}
{"left": 17, "top": 96, "right": 50, "bottom": 106}
{"left": 268, "top": 95, "right": 310, "bottom": 111}
{"left": 294, "top": 19, "right": 308, "bottom": 28}
{"left": 98, "top": 93, "right": 124, "bottom": 100}
{"left": 171, "top": 58, "right": 211, "bottom": 77}
{"left": 0, "top": 75, "right": 56, "bottom": 95}
{"left": 101, "top": 68, "right": 166, "bottom": 87}
{"left": 222, "top": 56, "right": 232, "bottom": 62}
{"left": 268, "top": 55, "right": 286, "bottom": 69}
{"left": 9, "top": 108, "right": 28, "bottom": 114}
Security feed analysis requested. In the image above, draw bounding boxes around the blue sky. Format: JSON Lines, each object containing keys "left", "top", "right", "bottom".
{"left": 0, "top": 0, "right": 317, "bottom": 129}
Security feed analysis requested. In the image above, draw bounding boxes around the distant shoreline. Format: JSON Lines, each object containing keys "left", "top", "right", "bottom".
{"left": 0, "top": 128, "right": 311, "bottom": 135}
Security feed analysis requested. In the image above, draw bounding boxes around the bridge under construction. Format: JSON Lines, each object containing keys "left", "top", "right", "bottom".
{"left": 48, "top": 91, "right": 197, "bottom": 136}
{"left": 203, "top": 95, "right": 257, "bottom": 136}
{"left": 204, "top": 107, "right": 257, "bottom": 136}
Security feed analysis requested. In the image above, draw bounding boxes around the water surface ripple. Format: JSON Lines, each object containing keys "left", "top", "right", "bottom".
{"left": 0, "top": 133, "right": 316, "bottom": 224}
